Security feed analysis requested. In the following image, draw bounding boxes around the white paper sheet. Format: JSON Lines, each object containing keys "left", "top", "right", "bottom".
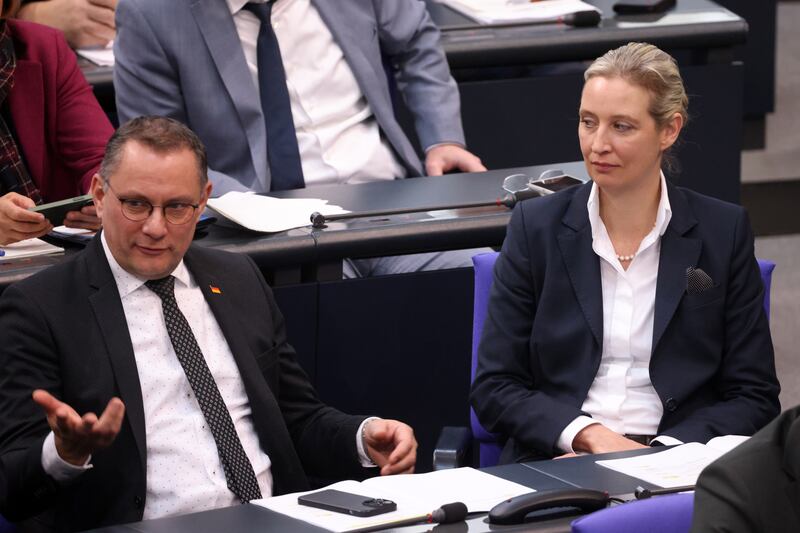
{"left": 253, "top": 467, "right": 534, "bottom": 532}
{"left": 76, "top": 42, "right": 115, "bottom": 67}
{"left": 206, "top": 192, "right": 349, "bottom": 233}
{"left": 439, "top": 0, "right": 600, "bottom": 24}
{"left": 596, "top": 441, "right": 747, "bottom": 488}
{"left": 0, "top": 238, "right": 64, "bottom": 261}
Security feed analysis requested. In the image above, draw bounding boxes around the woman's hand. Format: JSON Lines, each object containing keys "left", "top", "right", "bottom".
{"left": 0, "top": 193, "right": 53, "bottom": 245}
{"left": 64, "top": 205, "right": 102, "bottom": 231}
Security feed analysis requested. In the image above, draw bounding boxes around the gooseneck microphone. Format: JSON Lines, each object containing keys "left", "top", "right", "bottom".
{"left": 309, "top": 188, "right": 539, "bottom": 229}
{"left": 354, "top": 502, "right": 468, "bottom": 532}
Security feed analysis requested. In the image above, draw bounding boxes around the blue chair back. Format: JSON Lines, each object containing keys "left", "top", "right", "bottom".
{"left": 470, "top": 253, "right": 776, "bottom": 468}
{"left": 571, "top": 492, "right": 694, "bottom": 533}
{"left": 0, "top": 515, "right": 15, "bottom": 533}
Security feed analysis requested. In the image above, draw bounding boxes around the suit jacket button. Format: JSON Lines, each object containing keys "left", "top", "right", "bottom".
{"left": 134, "top": 496, "right": 144, "bottom": 508}
{"left": 665, "top": 398, "right": 677, "bottom": 412}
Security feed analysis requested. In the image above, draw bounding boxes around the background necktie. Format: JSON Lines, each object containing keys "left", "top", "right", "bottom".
{"left": 146, "top": 276, "right": 262, "bottom": 503}
{"left": 243, "top": 2, "right": 305, "bottom": 191}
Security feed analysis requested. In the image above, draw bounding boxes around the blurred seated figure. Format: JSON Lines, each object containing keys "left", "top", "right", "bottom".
{"left": 471, "top": 42, "right": 780, "bottom": 463}
{"left": 691, "top": 404, "right": 800, "bottom": 533}
{"left": 0, "top": 0, "right": 111, "bottom": 245}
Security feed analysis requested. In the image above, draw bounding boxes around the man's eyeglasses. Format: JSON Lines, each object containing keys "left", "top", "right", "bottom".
{"left": 104, "top": 180, "right": 200, "bottom": 225}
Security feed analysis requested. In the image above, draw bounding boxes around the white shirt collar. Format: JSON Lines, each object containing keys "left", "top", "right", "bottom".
{"left": 227, "top": 0, "right": 271, "bottom": 16}
{"left": 100, "top": 232, "right": 192, "bottom": 298}
{"left": 587, "top": 172, "right": 672, "bottom": 241}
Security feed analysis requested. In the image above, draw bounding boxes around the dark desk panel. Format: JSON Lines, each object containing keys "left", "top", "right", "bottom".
{"left": 522, "top": 447, "right": 665, "bottom": 497}
{"left": 433, "top": 0, "right": 745, "bottom": 67}
{"left": 84, "top": 451, "right": 672, "bottom": 533}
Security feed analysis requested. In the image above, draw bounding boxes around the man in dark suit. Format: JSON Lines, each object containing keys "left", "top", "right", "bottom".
{"left": 691, "top": 405, "right": 800, "bottom": 532}
{"left": 0, "top": 116, "right": 416, "bottom": 531}
{"left": 471, "top": 180, "right": 780, "bottom": 462}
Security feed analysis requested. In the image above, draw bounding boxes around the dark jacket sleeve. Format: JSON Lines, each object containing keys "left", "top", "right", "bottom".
{"left": 662, "top": 207, "right": 780, "bottom": 442}
{"left": 470, "top": 203, "right": 586, "bottom": 457}
{"left": 0, "top": 285, "right": 63, "bottom": 521}
{"left": 243, "top": 257, "right": 370, "bottom": 480}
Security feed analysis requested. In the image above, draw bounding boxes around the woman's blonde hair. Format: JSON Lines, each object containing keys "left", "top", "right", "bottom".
{"left": 585, "top": 42, "right": 688, "bottom": 171}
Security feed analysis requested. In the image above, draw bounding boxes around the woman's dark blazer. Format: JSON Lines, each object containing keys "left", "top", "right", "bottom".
{"left": 470, "top": 180, "right": 781, "bottom": 461}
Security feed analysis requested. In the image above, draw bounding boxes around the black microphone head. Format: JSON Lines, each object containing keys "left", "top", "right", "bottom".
{"left": 431, "top": 502, "right": 468, "bottom": 524}
{"left": 686, "top": 266, "right": 714, "bottom": 294}
{"left": 565, "top": 10, "right": 601, "bottom": 27}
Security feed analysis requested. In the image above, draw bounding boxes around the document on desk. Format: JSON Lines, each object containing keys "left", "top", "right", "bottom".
{"left": 439, "top": 0, "right": 601, "bottom": 24}
{"left": 253, "top": 467, "right": 534, "bottom": 532}
{"left": 76, "top": 42, "right": 115, "bottom": 66}
{"left": 0, "top": 238, "right": 64, "bottom": 261}
{"left": 596, "top": 437, "right": 749, "bottom": 488}
{"left": 206, "top": 191, "right": 349, "bottom": 233}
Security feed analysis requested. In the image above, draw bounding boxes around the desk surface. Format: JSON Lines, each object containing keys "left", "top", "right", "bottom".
{"left": 85, "top": 448, "right": 668, "bottom": 533}
{"left": 429, "top": 0, "right": 744, "bottom": 68}
{"left": 0, "top": 162, "right": 588, "bottom": 289}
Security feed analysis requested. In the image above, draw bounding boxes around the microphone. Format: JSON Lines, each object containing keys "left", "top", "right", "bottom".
{"left": 562, "top": 10, "right": 602, "bottom": 27}
{"left": 634, "top": 485, "right": 694, "bottom": 499}
{"left": 354, "top": 502, "right": 468, "bottom": 532}
{"left": 309, "top": 190, "right": 537, "bottom": 229}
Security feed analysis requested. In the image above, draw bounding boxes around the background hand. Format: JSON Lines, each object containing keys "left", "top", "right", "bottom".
{"left": 16, "top": 0, "right": 117, "bottom": 49}
{"left": 33, "top": 389, "right": 125, "bottom": 466}
{"left": 0, "top": 192, "right": 53, "bottom": 245}
{"left": 64, "top": 205, "right": 102, "bottom": 231}
{"left": 425, "top": 144, "right": 486, "bottom": 176}
{"left": 572, "top": 423, "right": 648, "bottom": 455}
{"left": 363, "top": 419, "right": 417, "bottom": 475}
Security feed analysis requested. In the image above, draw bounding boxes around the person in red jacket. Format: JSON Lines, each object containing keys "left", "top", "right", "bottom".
{"left": 0, "top": 0, "right": 112, "bottom": 244}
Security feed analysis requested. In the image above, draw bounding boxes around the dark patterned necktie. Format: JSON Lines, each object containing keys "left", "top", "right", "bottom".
{"left": 145, "top": 276, "right": 262, "bottom": 503}
{"left": 242, "top": 1, "right": 305, "bottom": 191}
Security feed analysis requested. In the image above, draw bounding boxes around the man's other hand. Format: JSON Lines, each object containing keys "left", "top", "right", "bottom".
{"left": 572, "top": 423, "right": 647, "bottom": 455}
{"left": 363, "top": 419, "right": 417, "bottom": 475}
{"left": 64, "top": 204, "right": 102, "bottom": 231}
{"left": 425, "top": 144, "right": 486, "bottom": 176}
{"left": 33, "top": 389, "right": 125, "bottom": 466}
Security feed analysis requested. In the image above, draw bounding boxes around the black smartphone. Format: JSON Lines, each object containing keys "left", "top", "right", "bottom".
{"left": 613, "top": 0, "right": 676, "bottom": 15}
{"left": 297, "top": 489, "right": 397, "bottom": 517}
{"left": 30, "top": 194, "right": 94, "bottom": 226}
{"left": 526, "top": 175, "right": 583, "bottom": 196}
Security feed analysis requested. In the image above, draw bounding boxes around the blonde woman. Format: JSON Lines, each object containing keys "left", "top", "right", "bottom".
{"left": 471, "top": 42, "right": 780, "bottom": 463}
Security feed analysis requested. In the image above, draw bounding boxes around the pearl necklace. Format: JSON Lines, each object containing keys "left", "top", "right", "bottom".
{"left": 617, "top": 252, "right": 636, "bottom": 262}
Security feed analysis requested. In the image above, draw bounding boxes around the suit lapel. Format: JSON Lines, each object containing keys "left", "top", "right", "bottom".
{"left": 190, "top": 0, "right": 267, "bottom": 186}
{"left": 85, "top": 237, "right": 147, "bottom": 473}
{"left": 783, "top": 413, "right": 800, "bottom": 522}
{"left": 8, "top": 60, "right": 45, "bottom": 183}
{"left": 652, "top": 185, "right": 700, "bottom": 351}
{"left": 557, "top": 184, "right": 603, "bottom": 347}
{"left": 183, "top": 249, "right": 257, "bottom": 388}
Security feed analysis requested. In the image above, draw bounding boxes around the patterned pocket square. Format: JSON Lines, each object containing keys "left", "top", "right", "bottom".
{"left": 686, "top": 266, "right": 715, "bottom": 294}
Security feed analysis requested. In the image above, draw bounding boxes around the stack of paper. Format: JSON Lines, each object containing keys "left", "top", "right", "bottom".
{"left": 207, "top": 191, "right": 349, "bottom": 233}
{"left": 76, "top": 42, "right": 115, "bottom": 67}
{"left": 0, "top": 238, "right": 64, "bottom": 261}
{"left": 254, "top": 467, "right": 534, "bottom": 532}
{"left": 440, "top": 0, "right": 601, "bottom": 25}
{"left": 596, "top": 437, "right": 749, "bottom": 488}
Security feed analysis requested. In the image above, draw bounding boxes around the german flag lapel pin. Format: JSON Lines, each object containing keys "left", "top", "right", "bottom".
{"left": 209, "top": 284, "right": 222, "bottom": 295}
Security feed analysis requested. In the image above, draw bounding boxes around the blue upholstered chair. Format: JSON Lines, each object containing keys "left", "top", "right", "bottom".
{"left": 432, "top": 253, "right": 776, "bottom": 470}
{"left": 571, "top": 492, "right": 694, "bottom": 533}
{"left": 0, "top": 515, "right": 15, "bottom": 533}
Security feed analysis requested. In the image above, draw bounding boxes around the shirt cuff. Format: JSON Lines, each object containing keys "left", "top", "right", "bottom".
{"left": 557, "top": 416, "right": 598, "bottom": 454}
{"left": 424, "top": 141, "right": 465, "bottom": 153}
{"left": 41, "top": 431, "right": 92, "bottom": 482}
{"left": 356, "top": 417, "right": 380, "bottom": 468}
{"left": 651, "top": 435, "right": 683, "bottom": 447}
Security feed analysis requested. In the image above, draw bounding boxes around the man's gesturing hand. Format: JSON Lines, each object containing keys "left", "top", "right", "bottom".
{"left": 33, "top": 389, "right": 125, "bottom": 466}
{"left": 363, "top": 419, "right": 417, "bottom": 476}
